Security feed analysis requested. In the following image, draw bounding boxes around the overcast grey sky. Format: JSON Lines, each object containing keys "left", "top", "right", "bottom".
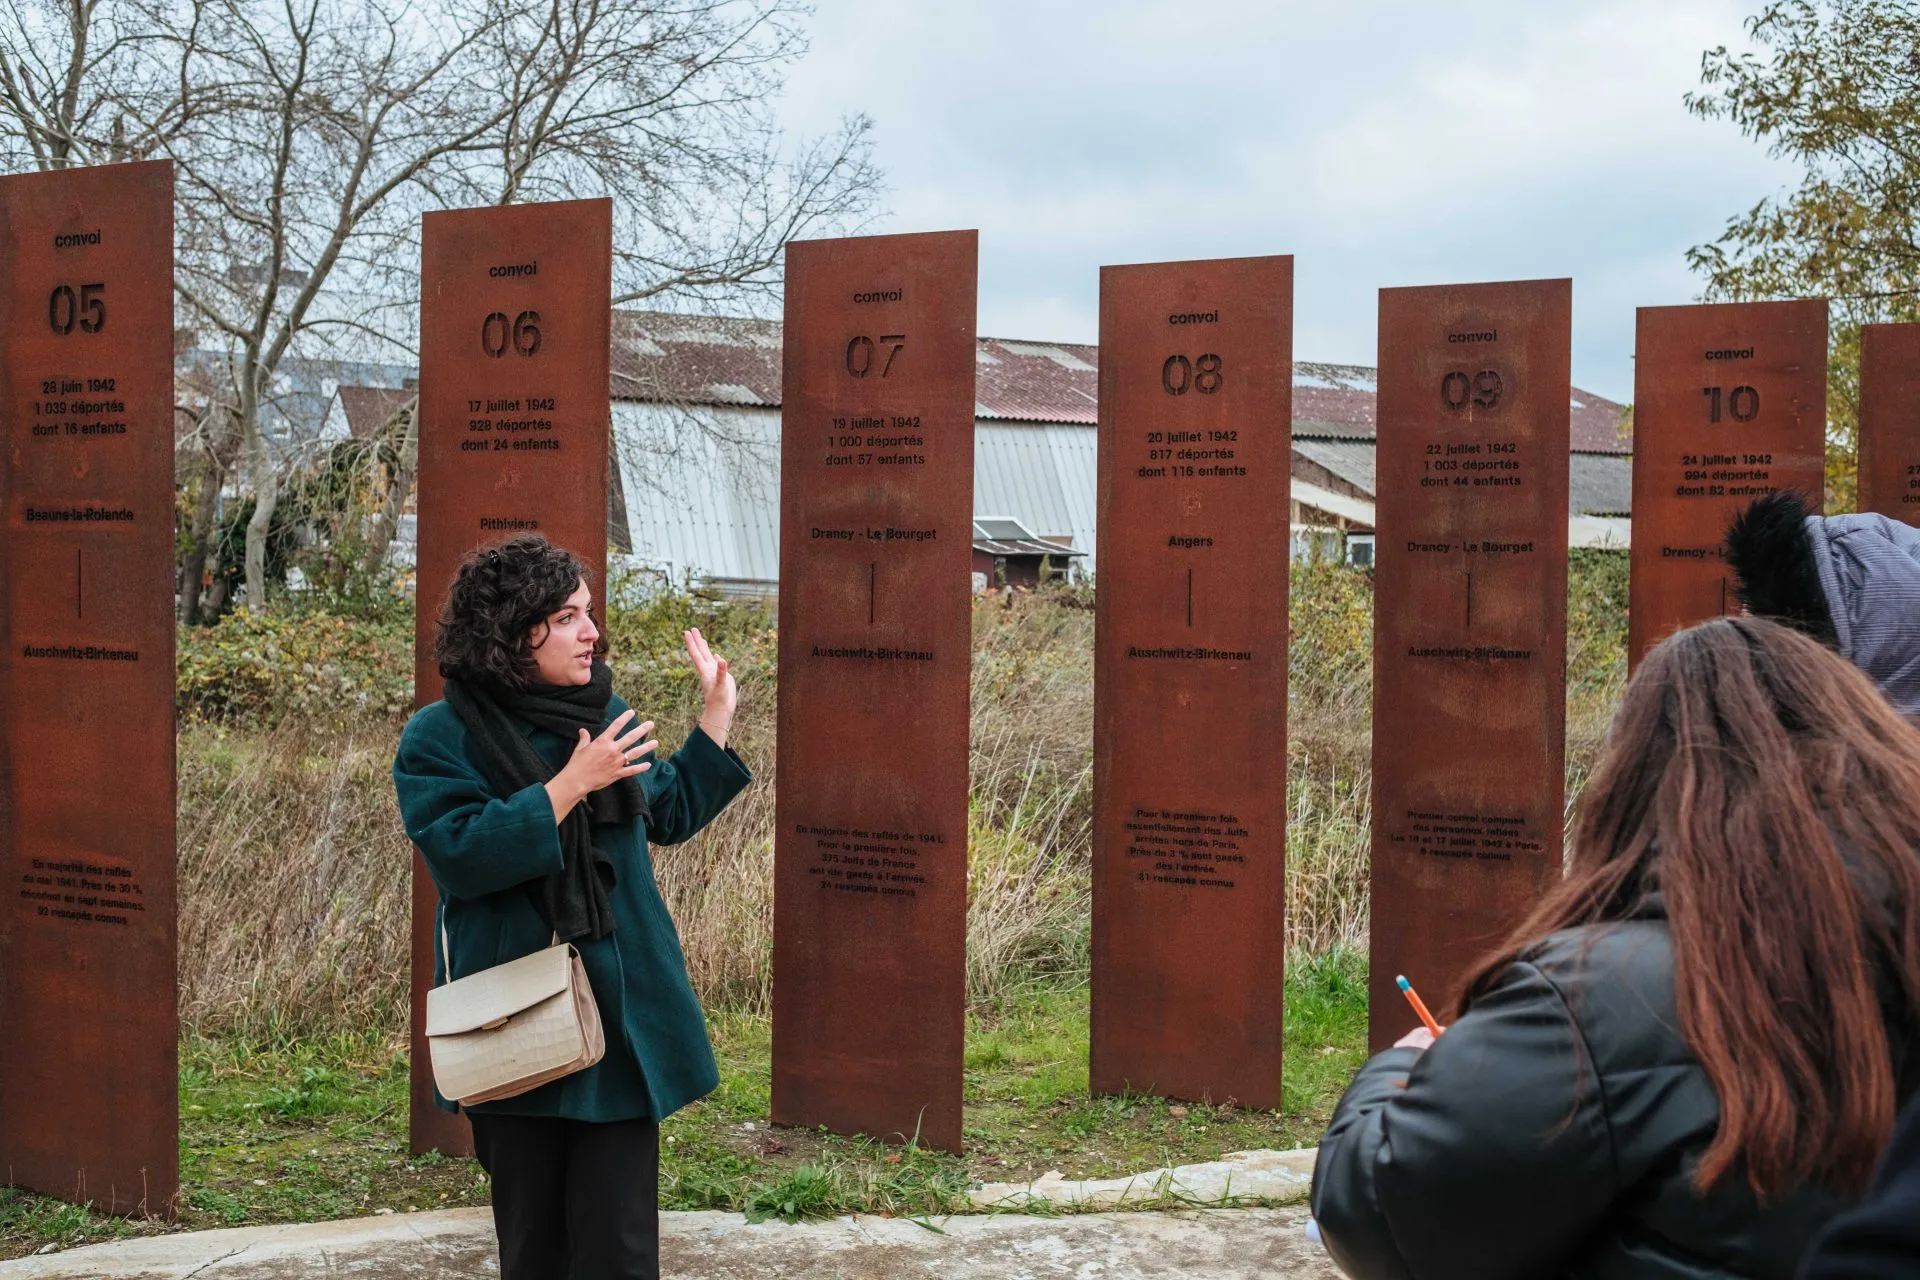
{"left": 779, "top": 0, "right": 1799, "bottom": 402}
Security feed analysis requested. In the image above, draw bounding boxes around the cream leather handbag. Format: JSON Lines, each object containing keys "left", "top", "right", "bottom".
{"left": 425, "top": 916, "right": 605, "bottom": 1106}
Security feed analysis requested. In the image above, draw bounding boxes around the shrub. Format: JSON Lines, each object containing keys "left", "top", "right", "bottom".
{"left": 177, "top": 609, "right": 413, "bottom": 726}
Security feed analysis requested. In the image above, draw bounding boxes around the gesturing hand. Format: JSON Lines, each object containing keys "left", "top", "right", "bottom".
{"left": 686, "top": 627, "right": 737, "bottom": 748}
{"left": 545, "top": 709, "right": 656, "bottom": 824}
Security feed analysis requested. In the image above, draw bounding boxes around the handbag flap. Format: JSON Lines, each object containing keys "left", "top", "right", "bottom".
{"left": 425, "top": 942, "right": 576, "bottom": 1037}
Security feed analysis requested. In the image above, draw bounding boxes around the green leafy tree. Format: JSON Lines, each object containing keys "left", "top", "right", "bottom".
{"left": 1685, "top": 0, "right": 1920, "bottom": 510}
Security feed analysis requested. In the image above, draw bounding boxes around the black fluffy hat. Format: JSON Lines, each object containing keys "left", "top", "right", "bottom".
{"left": 1724, "top": 492, "right": 1920, "bottom": 718}
{"left": 1724, "top": 491, "right": 1837, "bottom": 644}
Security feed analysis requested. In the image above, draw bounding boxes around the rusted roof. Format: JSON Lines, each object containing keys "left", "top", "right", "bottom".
{"left": 336, "top": 384, "right": 414, "bottom": 439}
{"left": 606, "top": 309, "right": 1631, "bottom": 454}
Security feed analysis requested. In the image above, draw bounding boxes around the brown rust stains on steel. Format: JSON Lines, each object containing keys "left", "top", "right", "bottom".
{"left": 1090, "top": 256, "right": 1292, "bottom": 1109}
{"left": 1858, "top": 323, "right": 1920, "bottom": 522}
{"left": 1628, "top": 300, "right": 1827, "bottom": 669}
{"left": 1369, "top": 279, "right": 1571, "bottom": 1051}
{"left": 411, "top": 198, "right": 612, "bottom": 1157}
{"left": 0, "top": 160, "right": 179, "bottom": 1215}
{"left": 771, "top": 230, "right": 976, "bottom": 1154}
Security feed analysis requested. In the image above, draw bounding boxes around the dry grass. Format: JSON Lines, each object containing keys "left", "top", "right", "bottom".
{"left": 176, "top": 559, "right": 1629, "bottom": 1039}
{"left": 177, "top": 724, "right": 412, "bottom": 1037}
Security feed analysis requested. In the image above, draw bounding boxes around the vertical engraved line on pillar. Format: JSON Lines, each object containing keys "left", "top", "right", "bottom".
{"left": 868, "top": 562, "right": 876, "bottom": 625}
{"left": 1186, "top": 567, "right": 1193, "bottom": 627}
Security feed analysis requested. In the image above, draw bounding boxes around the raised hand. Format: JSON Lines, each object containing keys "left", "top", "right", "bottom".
{"left": 685, "top": 627, "right": 737, "bottom": 748}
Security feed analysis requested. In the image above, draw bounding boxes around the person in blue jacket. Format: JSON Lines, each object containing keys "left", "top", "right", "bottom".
{"left": 394, "top": 535, "right": 751, "bottom": 1279}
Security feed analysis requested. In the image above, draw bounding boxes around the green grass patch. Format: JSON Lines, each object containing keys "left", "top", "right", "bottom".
{"left": 0, "top": 955, "right": 1367, "bottom": 1258}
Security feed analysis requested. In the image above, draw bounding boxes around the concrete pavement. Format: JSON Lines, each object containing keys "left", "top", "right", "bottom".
{"left": 0, "top": 1205, "right": 1342, "bottom": 1278}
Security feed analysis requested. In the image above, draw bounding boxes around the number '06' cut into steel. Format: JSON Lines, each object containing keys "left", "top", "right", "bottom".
{"left": 411, "top": 198, "right": 613, "bottom": 1156}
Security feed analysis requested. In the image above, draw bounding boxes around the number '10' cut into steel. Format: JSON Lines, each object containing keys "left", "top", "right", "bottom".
{"left": 1092, "top": 256, "right": 1292, "bottom": 1108}
{"left": 0, "top": 159, "right": 178, "bottom": 1215}
{"left": 412, "top": 198, "right": 613, "bottom": 1156}
{"left": 1628, "top": 300, "right": 1827, "bottom": 668}
{"left": 1370, "top": 279, "right": 1570, "bottom": 1050}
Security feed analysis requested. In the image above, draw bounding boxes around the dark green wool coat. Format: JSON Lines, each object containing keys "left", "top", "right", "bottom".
{"left": 393, "top": 695, "right": 750, "bottom": 1122}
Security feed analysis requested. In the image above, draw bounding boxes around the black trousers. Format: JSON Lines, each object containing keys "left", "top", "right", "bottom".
{"left": 469, "top": 1111, "right": 660, "bottom": 1280}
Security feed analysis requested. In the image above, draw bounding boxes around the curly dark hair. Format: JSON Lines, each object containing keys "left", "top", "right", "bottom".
{"left": 434, "top": 535, "right": 604, "bottom": 688}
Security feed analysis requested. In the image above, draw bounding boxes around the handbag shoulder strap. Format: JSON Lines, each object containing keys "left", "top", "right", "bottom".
{"left": 436, "top": 904, "right": 564, "bottom": 988}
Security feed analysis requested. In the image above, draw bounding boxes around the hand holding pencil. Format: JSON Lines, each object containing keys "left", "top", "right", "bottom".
{"left": 1393, "top": 975, "right": 1445, "bottom": 1050}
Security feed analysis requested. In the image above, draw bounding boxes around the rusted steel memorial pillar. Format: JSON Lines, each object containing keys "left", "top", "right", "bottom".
{"left": 1368, "top": 280, "right": 1570, "bottom": 1049}
{"left": 0, "top": 160, "right": 178, "bottom": 1213}
{"left": 1090, "top": 256, "right": 1292, "bottom": 1107}
{"left": 1858, "top": 323, "right": 1920, "bottom": 522}
{"left": 1628, "top": 300, "right": 1827, "bottom": 667}
{"left": 771, "top": 230, "right": 976, "bottom": 1153}
{"left": 411, "top": 198, "right": 613, "bottom": 1155}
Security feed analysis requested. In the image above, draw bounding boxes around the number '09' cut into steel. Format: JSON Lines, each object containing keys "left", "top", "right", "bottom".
{"left": 1369, "top": 279, "right": 1571, "bottom": 1050}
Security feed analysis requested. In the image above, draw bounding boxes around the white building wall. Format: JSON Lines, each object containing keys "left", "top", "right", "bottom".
{"left": 612, "top": 404, "right": 1102, "bottom": 587}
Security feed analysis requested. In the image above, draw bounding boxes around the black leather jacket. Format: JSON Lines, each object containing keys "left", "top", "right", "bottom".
{"left": 1312, "top": 912, "right": 1917, "bottom": 1279}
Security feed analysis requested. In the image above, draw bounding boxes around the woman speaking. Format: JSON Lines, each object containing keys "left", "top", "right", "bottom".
{"left": 394, "top": 535, "right": 750, "bottom": 1279}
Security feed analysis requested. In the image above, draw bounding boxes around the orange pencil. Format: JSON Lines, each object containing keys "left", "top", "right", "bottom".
{"left": 1396, "top": 975, "right": 1443, "bottom": 1037}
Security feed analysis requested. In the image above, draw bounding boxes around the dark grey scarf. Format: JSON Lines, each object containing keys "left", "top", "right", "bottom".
{"left": 443, "top": 661, "right": 648, "bottom": 941}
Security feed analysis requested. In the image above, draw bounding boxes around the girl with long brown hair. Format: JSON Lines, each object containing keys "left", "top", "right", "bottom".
{"left": 1312, "top": 616, "right": 1920, "bottom": 1279}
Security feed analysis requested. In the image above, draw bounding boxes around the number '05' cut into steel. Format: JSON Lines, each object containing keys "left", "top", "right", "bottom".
{"left": 772, "top": 231, "right": 976, "bottom": 1154}
{"left": 0, "top": 160, "right": 179, "bottom": 1216}
{"left": 1092, "top": 256, "right": 1292, "bottom": 1109}
{"left": 412, "top": 198, "right": 613, "bottom": 1156}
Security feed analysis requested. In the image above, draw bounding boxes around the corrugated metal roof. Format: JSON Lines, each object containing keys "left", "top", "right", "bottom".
{"left": 1571, "top": 452, "right": 1632, "bottom": 517}
{"left": 972, "top": 518, "right": 1083, "bottom": 558}
{"left": 1294, "top": 438, "right": 1376, "bottom": 496}
{"left": 975, "top": 423, "right": 1082, "bottom": 546}
{"left": 610, "top": 407, "right": 1110, "bottom": 583}
{"left": 612, "top": 402, "right": 779, "bottom": 587}
{"left": 1283, "top": 437, "right": 1631, "bottom": 518}
{"left": 1042, "top": 423, "right": 1099, "bottom": 555}
{"left": 608, "top": 310, "right": 1631, "bottom": 454}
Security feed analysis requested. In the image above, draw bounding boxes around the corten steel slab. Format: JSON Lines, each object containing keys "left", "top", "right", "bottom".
{"left": 1858, "top": 323, "right": 1920, "bottom": 521}
{"left": 0, "top": 161, "right": 178, "bottom": 1214}
{"left": 1089, "top": 257, "right": 1292, "bottom": 1108}
{"left": 1628, "top": 301, "right": 1827, "bottom": 668}
{"left": 1368, "top": 280, "right": 1571, "bottom": 1052}
{"left": 412, "top": 199, "right": 612, "bottom": 1156}
{"left": 771, "top": 231, "right": 976, "bottom": 1154}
